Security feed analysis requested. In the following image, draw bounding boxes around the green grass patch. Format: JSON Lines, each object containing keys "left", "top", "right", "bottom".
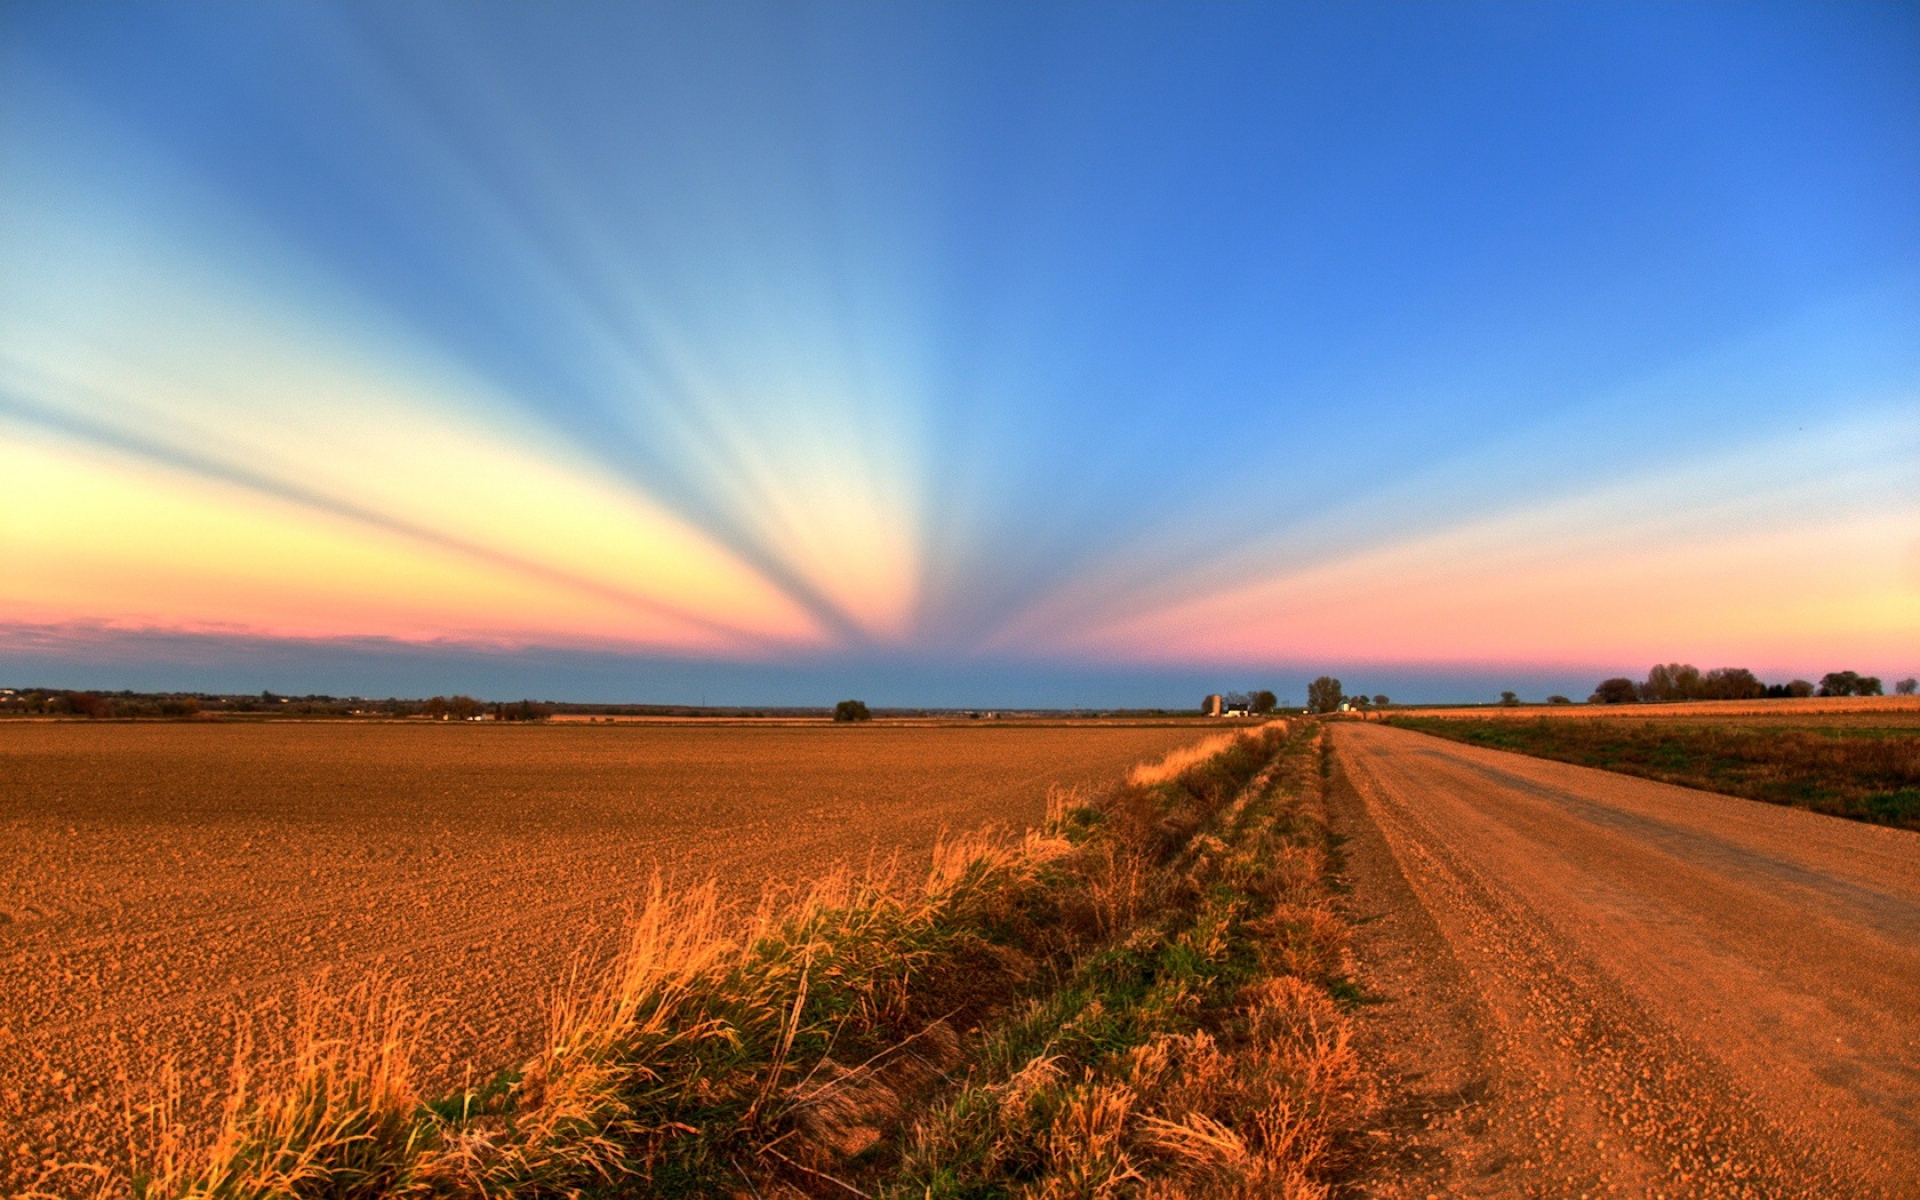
{"left": 1386, "top": 717, "right": 1920, "bottom": 829}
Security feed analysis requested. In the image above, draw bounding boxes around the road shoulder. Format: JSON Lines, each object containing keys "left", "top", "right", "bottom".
{"left": 1325, "top": 729, "right": 1528, "bottom": 1197}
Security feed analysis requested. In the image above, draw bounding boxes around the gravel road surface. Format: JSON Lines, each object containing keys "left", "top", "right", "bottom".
{"left": 1330, "top": 722, "right": 1920, "bottom": 1199}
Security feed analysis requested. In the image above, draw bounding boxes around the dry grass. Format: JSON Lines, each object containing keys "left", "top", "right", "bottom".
{"left": 0, "top": 720, "right": 1211, "bottom": 1185}
{"left": 65, "top": 720, "right": 1359, "bottom": 1199}
{"left": 1128, "top": 729, "right": 1257, "bottom": 786}
{"left": 888, "top": 723, "right": 1367, "bottom": 1199}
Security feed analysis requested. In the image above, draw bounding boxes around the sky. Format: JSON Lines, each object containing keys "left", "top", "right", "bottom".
{"left": 2, "top": 1, "right": 1916, "bottom": 706}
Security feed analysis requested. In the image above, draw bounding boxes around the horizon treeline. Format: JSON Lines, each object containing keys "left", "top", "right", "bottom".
{"left": 1590, "top": 664, "right": 1914, "bottom": 704}
{"left": 0, "top": 688, "right": 556, "bottom": 721}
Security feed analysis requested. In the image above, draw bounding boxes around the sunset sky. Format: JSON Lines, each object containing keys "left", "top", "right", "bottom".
{"left": 3, "top": 2, "right": 1916, "bottom": 705}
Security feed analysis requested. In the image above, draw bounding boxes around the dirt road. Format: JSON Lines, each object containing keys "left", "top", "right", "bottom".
{"left": 1329, "top": 722, "right": 1920, "bottom": 1199}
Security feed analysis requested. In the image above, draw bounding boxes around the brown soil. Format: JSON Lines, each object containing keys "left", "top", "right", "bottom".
{"left": 1328, "top": 722, "right": 1920, "bottom": 1199}
{"left": 0, "top": 719, "right": 1208, "bottom": 1186}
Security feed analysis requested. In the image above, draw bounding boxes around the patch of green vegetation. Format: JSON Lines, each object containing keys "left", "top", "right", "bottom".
{"left": 886, "top": 729, "right": 1359, "bottom": 1199}
{"left": 1386, "top": 717, "right": 1920, "bottom": 830}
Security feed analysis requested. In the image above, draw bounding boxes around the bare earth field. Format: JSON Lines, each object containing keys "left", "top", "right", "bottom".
{"left": 1330, "top": 722, "right": 1920, "bottom": 1198}
{"left": 0, "top": 719, "right": 1209, "bottom": 1185}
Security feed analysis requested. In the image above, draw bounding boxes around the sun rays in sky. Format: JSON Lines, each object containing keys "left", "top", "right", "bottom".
{"left": 2, "top": 2, "right": 1916, "bottom": 702}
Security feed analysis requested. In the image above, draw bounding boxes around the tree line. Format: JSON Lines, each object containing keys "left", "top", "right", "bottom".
{"left": 0, "top": 689, "right": 555, "bottom": 720}
{"left": 1589, "top": 664, "right": 1915, "bottom": 704}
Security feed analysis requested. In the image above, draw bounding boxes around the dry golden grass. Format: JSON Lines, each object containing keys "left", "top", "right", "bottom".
{"left": 888, "top": 722, "right": 1366, "bottom": 1200}
{"left": 40, "top": 720, "right": 1359, "bottom": 1200}
{"left": 0, "top": 720, "right": 1213, "bottom": 1191}
{"left": 1128, "top": 725, "right": 1267, "bottom": 785}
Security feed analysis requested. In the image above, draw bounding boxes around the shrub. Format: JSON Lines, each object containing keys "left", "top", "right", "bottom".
{"left": 1591, "top": 678, "right": 1639, "bottom": 704}
{"left": 834, "top": 699, "right": 873, "bottom": 722}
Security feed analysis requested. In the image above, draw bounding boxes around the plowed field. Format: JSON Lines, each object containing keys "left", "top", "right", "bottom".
{"left": 0, "top": 719, "right": 1211, "bottom": 1186}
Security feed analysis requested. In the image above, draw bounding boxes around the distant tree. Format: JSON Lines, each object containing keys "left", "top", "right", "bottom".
{"left": 1818, "top": 671, "right": 1881, "bottom": 697}
{"left": 1350, "top": 694, "right": 1373, "bottom": 715}
{"left": 1306, "top": 676, "right": 1344, "bottom": 715}
{"left": 495, "top": 700, "right": 552, "bottom": 722}
{"left": 1639, "top": 663, "right": 1702, "bottom": 702}
{"left": 1591, "top": 678, "right": 1639, "bottom": 704}
{"left": 1499, "top": 691, "right": 1520, "bottom": 707}
{"left": 1547, "top": 695, "right": 1572, "bottom": 705}
{"left": 423, "top": 696, "right": 450, "bottom": 719}
{"left": 68, "top": 691, "right": 110, "bottom": 718}
{"left": 1250, "top": 689, "right": 1278, "bottom": 715}
{"left": 1701, "top": 667, "right": 1765, "bottom": 701}
{"left": 1898, "top": 678, "right": 1918, "bottom": 696}
{"left": 833, "top": 699, "right": 872, "bottom": 723}
{"left": 1372, "top": 694, "right": 1389, "bottom": 711}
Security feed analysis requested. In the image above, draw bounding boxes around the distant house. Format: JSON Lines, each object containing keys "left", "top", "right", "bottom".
{"left": 1223, "top": 705, "right": 1250, "bottom": 718}
{"left": 1204, "top": 693, "right": 1224, "bottom": 717}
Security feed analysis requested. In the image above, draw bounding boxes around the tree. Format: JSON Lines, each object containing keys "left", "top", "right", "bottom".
{"left": 1350, "top": 694, "right": 1373, "bottom": 714}
{"left": 1499, "top": 691, "right": 1520, "bottom": 707}
{"left": 1250, "top": 689, "right": 1278, "bottom": 715}
{"left": 1372, "top": 695, "right": 1389, "bottom": 711}
{"left": 1818, "top": 671, "right": 1880, "bottom": 697}
{"left": 1547, "top": 695, "right": 1572, "bottom": 705}
{"left": 1897, "top": 678, "right": 1918, "bottom": 696}
{"left": 1591, "top": 678, "right": 1639, "bottom": 704}
{"left": 1639, "top": 663, "right": 1702, "bottom": 702}
{"left": 1306, "top": 676, "right": 1344, "bottom": 714}
{"left": 833, "top": 699, "right": 872, "bottom": 722}
{"left": 1701, "top": 667, "right": 1765, "bottom": 701}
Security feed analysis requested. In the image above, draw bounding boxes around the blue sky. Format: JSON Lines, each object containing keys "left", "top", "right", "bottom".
{"left": 2, "top": 1, "right": 1916, "bottom": 704}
